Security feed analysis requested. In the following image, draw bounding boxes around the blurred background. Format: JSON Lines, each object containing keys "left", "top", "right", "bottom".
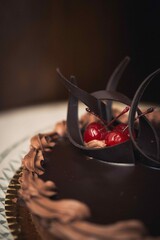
{"left": 1, "top": 0, "right": 160, "bottom": 111}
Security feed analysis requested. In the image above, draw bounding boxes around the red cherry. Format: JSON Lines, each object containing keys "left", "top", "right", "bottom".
{"left": 83, "top": 122, "right": 107, "bottom": 143}
{"left": 105, "top": 130, "right": 129, "bottom": 146}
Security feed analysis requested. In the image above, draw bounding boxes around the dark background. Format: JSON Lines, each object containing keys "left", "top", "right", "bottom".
{"left": 1, "top": 0, "right": 160, "bottom": 111}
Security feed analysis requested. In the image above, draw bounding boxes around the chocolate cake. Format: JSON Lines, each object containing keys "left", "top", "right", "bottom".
{"left": 19, "top": 57, "right": 160, "bottom": 240}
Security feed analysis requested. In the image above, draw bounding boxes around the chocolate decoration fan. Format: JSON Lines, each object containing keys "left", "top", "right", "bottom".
{"left": 57, "top": 64, "right": 160, "bottom": 168}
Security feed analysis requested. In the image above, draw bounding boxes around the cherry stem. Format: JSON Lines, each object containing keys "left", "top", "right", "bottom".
{"left": 122, "top": 106, "right": 156, "bottom": 132}
{"left": 86, "top": 106, "right": 130, "bottom": 128}
{"left": 106, "top": 106, "right": 130, "bottom": 128}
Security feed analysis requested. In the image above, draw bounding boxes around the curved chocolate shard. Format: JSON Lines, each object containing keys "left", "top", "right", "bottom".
{"left": 67, "top": 76, "right": 84, "bottom": 146}
{"left": 106, "top": 56, "right": 131, "bottom": 91}
{"left": 91, "top": 90, "right": 131, "bottom": 106}
{"left": 105, "top": 56, "right": 130, "bottom": 122}
{"left": 128, "top": 68, "right": 160, "bottom": 168}
{"left": 56, "top": 68, "right": 107, "bottom": 120}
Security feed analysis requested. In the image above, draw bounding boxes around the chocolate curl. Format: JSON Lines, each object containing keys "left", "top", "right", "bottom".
{"left": 56, "top": 68, "right": 107, "bottom": 120}
{"left": 128, "top": 68, "right": 160, "bottom": 167}
{"left": 106, "top": 56, "right": 130, "bottom": 122}
{"left": 106, "top": 56, "right": 130, "bottom": 91}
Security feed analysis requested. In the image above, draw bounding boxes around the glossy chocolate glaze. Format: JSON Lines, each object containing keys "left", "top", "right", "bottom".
{"left": 41, "top": 137, "right": 160, "bottom": 235}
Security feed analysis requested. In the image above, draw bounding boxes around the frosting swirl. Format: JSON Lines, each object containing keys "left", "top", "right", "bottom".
{"left": 22, "top": 121, "right": 65, "bottom": 175}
